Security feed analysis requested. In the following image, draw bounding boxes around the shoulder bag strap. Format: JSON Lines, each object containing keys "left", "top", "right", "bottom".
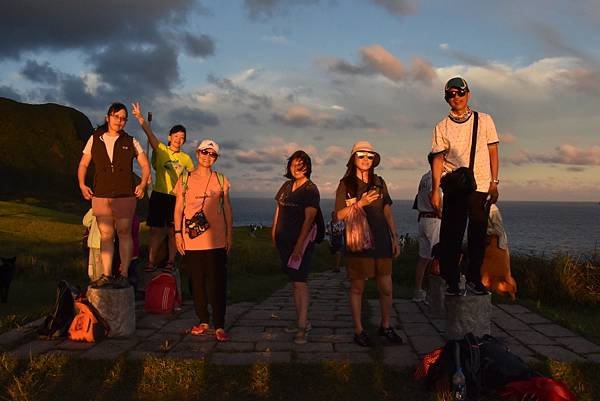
{"left": 468, "top": 112, "right": 479, "bottom": 170}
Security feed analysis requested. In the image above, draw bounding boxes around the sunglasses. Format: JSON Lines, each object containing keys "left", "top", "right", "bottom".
{"left": 356, "top": 151, "right": 375, "bottom": 160}
{"left": 445, "top": 89, "right": 468, "bottom": 100}
{"left": 198, "top": 149, "right": 218, "bottom": 158}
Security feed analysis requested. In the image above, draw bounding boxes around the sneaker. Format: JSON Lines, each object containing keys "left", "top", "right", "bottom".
{"left": 191, "top": 323, "right": 210, "bottom": 335}
{"left": 379, "top": 326, "right": 403, "bottom": 344}
{"left": 90, "top": 274, "right": 112, "bottom": 289}
{"left": 353, "top": 330, "right": 373, "bottom": 347}
{"left": 112, "top": 275, "right": 130, "bottom": 289}
{"left": 284, "top": 321, "right": 312, "bottom": 334}
{"left": 215, "top": 328, "right": 230, "bottom": 342}
{"left": 445, "top": 286, "right": 466, "bottom": 297}
{"left": 412, "top": 289, "right": 427, "bottom": 303}
{"left": 466, "top": 281, "right": 490, "bottom": 295}
{"left": 294, "top": 327, "right": 310, "bottom": 345}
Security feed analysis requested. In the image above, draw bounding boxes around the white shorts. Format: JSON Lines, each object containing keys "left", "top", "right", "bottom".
{"left": 418, "top": 217, "right": 441, "bottom": 259}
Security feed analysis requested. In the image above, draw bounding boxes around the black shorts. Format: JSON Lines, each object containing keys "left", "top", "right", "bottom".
{"left": 146, "top": 191, "right": 176, "bottom": 228}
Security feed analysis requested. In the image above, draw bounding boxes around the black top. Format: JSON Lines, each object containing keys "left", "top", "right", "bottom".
{"left": 274, "top": 180, "right": 320, "bottom": 254}
{"left": 335, "top": 175, "right": 393, "bottom": 258}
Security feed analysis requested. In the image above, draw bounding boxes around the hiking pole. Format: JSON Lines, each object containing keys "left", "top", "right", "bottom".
{"left": 146, "top": 112, "right": 153, "bottom": 197}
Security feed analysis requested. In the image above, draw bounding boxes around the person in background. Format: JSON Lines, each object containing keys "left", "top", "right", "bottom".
{"left": 430, "top": 77, "right": 500, "bottom": 296}
{"left": 335, "top": 141, "right": 402, "bottom": 347}
{"left": 131, "top": 102, "right": 194, "bottom": 272}
{"left": 412, "top": 153, "right": 441, "bottom": 303}
{"left": 174, "top": 139, "right": 233, "bottom": 342}
{"left": 272, "top": 150, "right": 320, "bottom": 345}
{"left": 327, "top": 211, "right": 344, "bottom": 273}
{"left": 77, "top": 102, "right": 150, "bottom": 289}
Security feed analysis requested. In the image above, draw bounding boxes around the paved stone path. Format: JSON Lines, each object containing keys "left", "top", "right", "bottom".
{"left": 2, "top": 270, "right": 599, "bottom": 365}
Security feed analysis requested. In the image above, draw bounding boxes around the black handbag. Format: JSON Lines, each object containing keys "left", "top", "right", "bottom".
{"left": 440, "top": 112, "right": 479, "bottom": 195}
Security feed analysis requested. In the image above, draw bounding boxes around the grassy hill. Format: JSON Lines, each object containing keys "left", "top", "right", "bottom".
{"left": 0, "top": 97, "right": 93, "bottom": 202}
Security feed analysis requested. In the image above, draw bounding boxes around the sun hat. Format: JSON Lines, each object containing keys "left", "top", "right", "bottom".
{"left": 349, "top": 140, "right": 380, "bottom": 167}
{"left": 444, "top": 77, "right": 469, "bottom": 93}
{"left": 197, "top": 139, "right": 220, "bottom": 155}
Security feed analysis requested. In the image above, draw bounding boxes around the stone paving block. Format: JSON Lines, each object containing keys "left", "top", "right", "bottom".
{"left": 128, "top": 350, "right": 164, "bottom": 360}
{"left": 134, "top": 338, "right": 181, "bottom": 354}
{"left": 312, "top": 320, "right": 348, "bottom": 328}
{"left": 493, "top": 317, "right": 530, "bottom": 331}
{"left": 236, "top": 319, "right": 290, "bottom": 327}
{"left": 46, "top": 349, "right": 84, "bottom": 358}
{"left": 136, "top": 315, "right": 171, "bottom": 330}
{"left": 402, "top": 323, "right": 438, "bottom": 336}
{"left": 394, "top": 302, "right": 421, "bottom": 314}
{"left": 506, "top": 344, "right": 536, "bottom": 359}
{"left": 229, "top": 326, "right": 265, "bottom": 335}
{"left": 530, "top": 324, "right": 576, "bottom": 338}
{"left": 296, "top": 352, "right": 372, "bottom": 364}
{"left": 530, "top": 345, "right": 585, "bottom": 362}
{"left": 134, "top": 328, "right": 158, "bottom": 338}
{"left": 169, "top": 340, "right": 215, "bottom": 355}
{"left": 10, "top": 340, "right": 61, "bottom": 359}
{"left": 80, "top": 338, "right": 139, "bottom": 359}
{"left": 56, "top": 340, "right": 96, "bottom": 351}
{"left": 158, "top": 318, "right": 199, "bottom": 334}
{"left": 244, "top": 310, "right": 280, "bottom": 320}
{"left": 506, "top": 330, "right": 556, "bottom": 345}
{"left": 215, "top": 341, "right": 255, "bottom": 352}
{"left": 554, "top": 336, "right": 600, "bottom": 354}
{"left": 430, "top": 319, "right": 446, "bottom": 333}
{"left": 147, "top": 332, "right": 183, "bottom": 343}
{"left": 211, "top": 351, "right": 291, "bottom": 365}
{"left": 0, "top": 317, "right": 44, "bottom": 348}
{"left": 294, "top": 342, "right": 334, "bottom": 352}
{"left": 382, "top": 345, "right": 419, "bottom": 367}
{"left": 335, "top": 328, "right": 356, "bottom": 336}
{"left": 397, "top": 312, "right": 429, "bottom": 323}
{"left": 514, "top": 313, "right": 551, "bottom": 324}
{"left": 496, "top": 304, "right": 531, "bottom": 314}
{"left": 334, "top": 342, "right": 371, "bottom": 353}
{"left": 181, "top": 334, "right": 218, "bottom": 343}
{"left": 409, "top": 335, "right": 445, "bottom": 355}
{"left": 255, "top": 341, "right": 293, "bottom": 352}
{"left": 311, "top": 334, "right": 352, "bottom": 344}
{"left": 586, "top": 353, "right": 600, "bottom": 363}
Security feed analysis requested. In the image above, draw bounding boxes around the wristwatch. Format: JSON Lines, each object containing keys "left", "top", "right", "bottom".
{"left": 491, "top": 178, "right": 500, "bottom": 184}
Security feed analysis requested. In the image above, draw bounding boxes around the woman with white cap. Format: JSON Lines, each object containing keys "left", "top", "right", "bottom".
{"left": 335, "top": 141, "right": 402, "bottom": 347}
{"left": 173, "top": 139, "right": 233, "bottom": 342}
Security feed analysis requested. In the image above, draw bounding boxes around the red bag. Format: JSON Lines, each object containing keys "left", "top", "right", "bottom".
{"left": 68, "top": 298, "right": 109, "bottom": 342}
{"left": 144, "top": 272, "right": 181, "bottom": 314}
{"left": 502, "top": 377, "right": 579, "bottom": 401}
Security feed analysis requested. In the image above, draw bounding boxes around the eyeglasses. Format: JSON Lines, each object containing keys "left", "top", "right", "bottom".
{"left": 199, "top": 149, "right": 218, "bottom": 158}
{"left": 445, "top": 89, "right": 468, "bottom": 100}
{"left": 110, "top": 114, "right": 127, "bottom": 122}
{"left": 356, "top": 151, "right": 375, "bottom": 160}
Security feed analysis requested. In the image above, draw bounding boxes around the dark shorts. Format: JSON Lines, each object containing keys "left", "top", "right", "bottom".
{"left": 279, "top": 243, "right": 315, "bottom": 283}
{"left": 147, "top": 191, "right": 176, "bottom": 228}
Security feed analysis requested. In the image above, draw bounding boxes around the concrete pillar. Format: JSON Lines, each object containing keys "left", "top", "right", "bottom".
{"left": 87, "top": 286, "right": 135, "bottom": 337}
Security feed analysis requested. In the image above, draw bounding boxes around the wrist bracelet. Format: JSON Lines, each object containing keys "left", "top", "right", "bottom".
{"left": 174, "top": 230, "right": 182, "bottom": 234}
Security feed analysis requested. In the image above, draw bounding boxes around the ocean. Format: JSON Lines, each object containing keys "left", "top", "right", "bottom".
{"left": 230, "top": 198, "right": 600, "bottom": 257}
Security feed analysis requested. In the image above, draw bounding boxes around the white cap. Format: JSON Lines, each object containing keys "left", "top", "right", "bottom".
{"left": 197, "top": 139, "right": 220, "bottom": 155}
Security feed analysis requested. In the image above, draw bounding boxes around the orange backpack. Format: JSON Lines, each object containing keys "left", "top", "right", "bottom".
{"left": 68, "top": 298, "right": 110, "bottom": 342}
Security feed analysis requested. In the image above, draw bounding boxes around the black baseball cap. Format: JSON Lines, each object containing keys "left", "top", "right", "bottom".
{"left": 444, "top": 77, "right": 469, "bottom": 92}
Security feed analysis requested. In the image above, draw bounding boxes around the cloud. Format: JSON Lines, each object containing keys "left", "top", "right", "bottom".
{"left": 20, "top": 60, "right": 59, "bottom": 84}
{"left": 272, "top": 104, "right": 316, "bottom": 127}
{"left": 499, "top": 133, "right": 518, "bottom": 144}
{"left": 504, "top": 145, "right": 600, "bottom": 166}
{"left": 327, "top": 44, "right": 436, "bottom": 83}
{"left": 181, "top": 33, "right": 216, "bottom": 58}
{"left": 168, "top": 106, "right": 220, "bottom": 131}
{"left": 242, "top": 0, "right": 319, "bottom": 20}
{"left": 207, "top": 74, "right": 273, "bottom": 110}
{"left": 0, "top": 86, "right": 22, "bottom": 101}
{"left": 0, "top": 0, "right": 198, "bottom": 58}
{"left": 370, "top": 0, "right": 417, "bottom": 17}
{"left": 387, "top": 156, "right": 425, "bottom": 170}
{"left": 271, "top": 104, "right": 380, "bottom": 130}
{"left": 235, "top": 140, "right": 317, "bottom": 165}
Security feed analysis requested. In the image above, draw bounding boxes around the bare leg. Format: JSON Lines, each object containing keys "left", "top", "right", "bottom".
{"left": 349, "top": 279, "right": 365, "bottom": 334}
{"left": 415, "top": 257, "right": 430, "bottom": 291}
{"left": 167, "top": 227, "right": 177, "bottom": 264}
{"left": 376, "top": 274, "right": 393, "bottom": 328}
{"left": 148, "top": 227, "right": 166, "bottom": 267}
{"left": 115, "top": 217, "right": 133, "bottom": 277}
{"left": 293, "top": 282, "right": 310, "bottom": 328}
{"left": 96, "top": 216, "right": 116, "bottom": 276}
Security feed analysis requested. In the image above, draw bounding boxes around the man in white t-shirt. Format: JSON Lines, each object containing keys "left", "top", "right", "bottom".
{"left": 430, "top": 77, "right": 499, "bottom": 296}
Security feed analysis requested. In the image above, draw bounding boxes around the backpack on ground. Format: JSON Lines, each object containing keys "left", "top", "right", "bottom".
{"left": 37, "top": 280, "right": 76, "bottom": 338}
{"left": 144, "top": 272, "right": 181, "bottom": 314}
{"left": 68, "top": 297, "right": 110, "bottom": 342}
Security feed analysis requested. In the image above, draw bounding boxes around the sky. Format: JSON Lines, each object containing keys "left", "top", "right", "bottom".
{"left": 1, "top": 0, "right": 600, "bottom": 201}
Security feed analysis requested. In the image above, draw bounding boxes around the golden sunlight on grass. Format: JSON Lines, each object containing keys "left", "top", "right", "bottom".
{"left": 249, "top": 363, "right": 270, "bottom": 398}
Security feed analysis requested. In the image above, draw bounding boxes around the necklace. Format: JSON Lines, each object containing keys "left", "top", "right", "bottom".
{"left": 448, "top": 107, "right": 472, "bottom": 123}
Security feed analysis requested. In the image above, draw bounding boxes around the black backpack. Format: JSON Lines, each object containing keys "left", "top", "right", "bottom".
{"left": 37, "top": 280, "right": 77, "bottom": 338}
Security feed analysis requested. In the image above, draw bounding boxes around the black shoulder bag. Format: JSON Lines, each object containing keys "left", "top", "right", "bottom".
{"left": 440, "top": 112, "right": 478, "bottom": 195}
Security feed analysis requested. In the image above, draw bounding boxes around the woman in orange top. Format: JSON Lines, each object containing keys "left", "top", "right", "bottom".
{"left": 173, "top": 139, "right": 233, "bottom": 342}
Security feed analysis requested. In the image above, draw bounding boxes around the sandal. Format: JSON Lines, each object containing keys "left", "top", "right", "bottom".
{"left": 215, "top": 328, "right": 230, "bottom": 342}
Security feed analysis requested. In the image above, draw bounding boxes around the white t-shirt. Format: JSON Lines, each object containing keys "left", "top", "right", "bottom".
{"left": 83, "top": 133, "right": 144, "bottom": 162}
{"left": 431, "top": 112, "right": 499, "bottom": 192}
{"left": 416, "top": 170, "right": 436, "bottom": 213}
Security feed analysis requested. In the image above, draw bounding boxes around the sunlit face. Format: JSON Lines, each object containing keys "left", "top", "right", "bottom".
{"left": 354, "top": 151, "right": 374, "bottom": 171}
{"left": 290, "top": 158, "right": 307, "bottom": 180}
{"left": 197, "top": 148, "right": 218, "bottom": 168}
{"left": 106, "top": 109, "right": 127, "bottom": 133}
{"left": 445, "top": 89, "right": 471, "bottom": 112}
{"left": 169, "top": 131, "right": 186, "bottom": 150}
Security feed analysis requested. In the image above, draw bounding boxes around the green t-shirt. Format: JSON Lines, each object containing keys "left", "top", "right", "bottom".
{"left": 151, "top": 142, "right": 195, "bottom": 195}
